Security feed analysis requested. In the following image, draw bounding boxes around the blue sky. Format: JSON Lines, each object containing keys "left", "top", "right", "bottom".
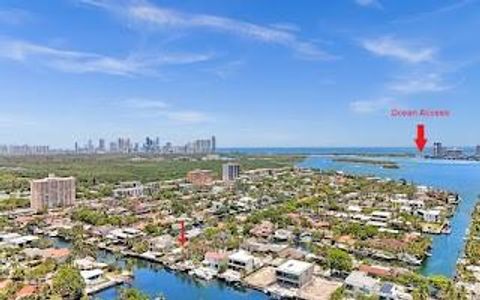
{"left": 0, "top": 0, "right": 479, "bottom": 148}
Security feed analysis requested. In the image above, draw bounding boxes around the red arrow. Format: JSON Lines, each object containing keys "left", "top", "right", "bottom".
{"left": 415, "top": 124, "right": 427, "bottom": 152}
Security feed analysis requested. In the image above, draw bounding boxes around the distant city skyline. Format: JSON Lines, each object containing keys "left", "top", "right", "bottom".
{"left": 0, "top": 135, "right": 217, "bottom": 155}
{"left": 1, "top": 1, "right": 480, "bottom": 147}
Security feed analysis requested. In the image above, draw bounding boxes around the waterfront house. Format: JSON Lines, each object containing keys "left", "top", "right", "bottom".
{"left": 416, "top": 209, "right": 441, "bottom": 223}
{"left": 275, "top": 259, "right": 314, "bottom": 288}
{"left": 203, "top": 251, "right": 228, "bottom": 271}
{"left": 344, "top": 271, "right": 379, "bottom": 296}
{"left": 150, "top": 234, "right": 174, "bottom": 252}
{"left": 80, "top": 269, "right": 104, "bottom": 286}
{"left": 228, "top": 250, "right": 255, "bottom": 273}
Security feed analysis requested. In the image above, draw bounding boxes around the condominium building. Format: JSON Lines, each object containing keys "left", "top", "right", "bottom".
{"left": 433, "top": 142, "right": 443, "bottom": 157}
{"left": 30, "top": 174, "right": 76, "bottom": 211}
{"left": 222, "top": 163, "right": 240, "bottom": 182}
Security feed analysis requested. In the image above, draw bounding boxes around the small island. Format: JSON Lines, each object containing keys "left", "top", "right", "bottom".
{"left": 332, "top": 157, "right": 400, "bottom": 169}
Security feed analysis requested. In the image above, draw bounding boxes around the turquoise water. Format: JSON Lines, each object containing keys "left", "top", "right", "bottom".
{"left": 298, "top": 155, "right": 480, "bottom": 277}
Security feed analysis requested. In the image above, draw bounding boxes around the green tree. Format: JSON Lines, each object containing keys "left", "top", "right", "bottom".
{"left": 326, "top": 248, "right": 353, "bottom": 272}
{"left": 329, "top": 287, "right": 345, "bottom": 300}
{"left": 412, "top": 285, "right": 429, "bottom": 300}
{"left": 119, "top": 288, "right": 150, "bottom": 300}
{"left": 51, "top": 265, "right": 85, "bottom": 300}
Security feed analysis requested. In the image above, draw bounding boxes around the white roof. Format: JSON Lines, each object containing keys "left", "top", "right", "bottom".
{"left": 347, "top": 205, "right": 362, "bottom": 212}
{"left": 345, "top": 271, "right": 378, "bottom": 289}
{"left": 366, "top": 221, "right": 387, "bottom": 227}
{"left": 229, "top": 250, "right": 254, "bottom": 263}
{"left": 0, "top": 233, "right": 21, "bottom": 241}
{"left": 276, "top": 259, "right": 313, "bottom": 276}
{"left": 9, "top": 235, "right": 39, "bottom": 244}
{"left": 372, "top": 211, "right": 392, "bottom": 217}
{"left": 123, "top": 228, "right": 141, "bottom": 234}
{"left": 80, "top": 269, "right": 103, "bottom": 280}
{"left": 418, "top": 209, "right": 440, "bottom": 215}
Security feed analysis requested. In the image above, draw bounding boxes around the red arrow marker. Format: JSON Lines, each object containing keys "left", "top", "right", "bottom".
{"left": 415, "top": 124, "right": 427, "bottom": 152}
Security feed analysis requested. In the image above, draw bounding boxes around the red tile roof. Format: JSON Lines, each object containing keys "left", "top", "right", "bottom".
{"left": 359, "top": 264, "right": 392, "bottom": 278}
{"left": 44, "top": 248, "right": 70, "bottom": 258}
{"left": 16, "top": 285, "right": 37, "bottom": 299}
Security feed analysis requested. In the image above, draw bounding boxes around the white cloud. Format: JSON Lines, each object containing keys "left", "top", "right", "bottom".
{"left": 0, "top": 38, "right": 212, "bottom": 76}
{"left": 349, "top": 98, "right": 394, "bottom": 114}
{"left": 362, "top": 37, "right": 435, "bottom": 63}
{"left": 388, "top": 73, "right": 451, "bottom": 93}
{"left": 393, "top": 0, "right": 476, "bottom": 23}
{"left": 355, "top": 0, "right": 382, "bottom": 8}
{"left": 79, "top": 0, "right": 336, "bottom": 60}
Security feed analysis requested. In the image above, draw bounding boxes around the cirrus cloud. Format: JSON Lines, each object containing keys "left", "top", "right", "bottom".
{"left": 349, "top": 97, "right": 395, "bottom": 114}
{"left": 79, "top": 0, "right": 336, "bottom": 61}
{"left": 362, "top": 36, "right": 435, "bottom": 64}
{"left": 0, "top": 38, "right": 212, "bottom": 76}
{"left": 388, "top": 73, "right": 452, "bottom": 94}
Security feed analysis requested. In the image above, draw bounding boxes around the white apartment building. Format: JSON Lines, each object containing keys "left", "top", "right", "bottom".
{"left": 222, "top": 163, "right": 240, "bottom": 182}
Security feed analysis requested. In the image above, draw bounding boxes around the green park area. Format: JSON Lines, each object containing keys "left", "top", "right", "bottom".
{"left": 0, "top": 154, "right": 302, "bottom": 195}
